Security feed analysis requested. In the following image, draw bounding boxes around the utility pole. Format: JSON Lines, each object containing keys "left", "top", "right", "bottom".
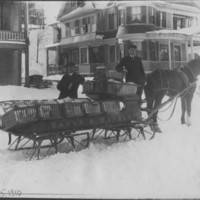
{"left": 24, "top": 1, "right": 30, "bottom": 87}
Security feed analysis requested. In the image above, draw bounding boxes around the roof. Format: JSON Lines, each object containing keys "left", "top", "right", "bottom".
{"left": 146, "top": 26, "right": 200, "bottom": 42}
{"left": 58, "top": 2, "right": 95, "bottom": 21}
{"left": 117, "top": 24, "right": 157, "bottom": 37}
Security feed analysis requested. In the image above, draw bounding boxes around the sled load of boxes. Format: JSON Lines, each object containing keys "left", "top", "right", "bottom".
{"left": 0, "top": 68, "right": 138, "bottom": 130}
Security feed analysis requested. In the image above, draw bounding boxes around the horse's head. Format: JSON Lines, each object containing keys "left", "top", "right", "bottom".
{"left": 187, "top": 58, "right": 200, "bottom": 78}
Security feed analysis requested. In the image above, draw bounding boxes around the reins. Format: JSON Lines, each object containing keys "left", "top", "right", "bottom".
{"left": 157, "top": 96, "right": 178, "bottom": 121}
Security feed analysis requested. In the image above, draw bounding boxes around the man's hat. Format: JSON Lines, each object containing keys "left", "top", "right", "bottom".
{"left": 66, "top": 62, "right": 75, "bottom": 68}
{"left": 128, "top": 44, "right": 137, "bottom": 49}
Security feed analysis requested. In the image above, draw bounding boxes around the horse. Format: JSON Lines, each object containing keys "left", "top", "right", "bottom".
{"left": 144, "top": 58, "right": 200, "bottom": 132}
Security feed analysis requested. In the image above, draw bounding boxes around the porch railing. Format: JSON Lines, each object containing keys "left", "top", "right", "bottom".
{"left": 0, "top": 30, "right": 25, "bottom": 42}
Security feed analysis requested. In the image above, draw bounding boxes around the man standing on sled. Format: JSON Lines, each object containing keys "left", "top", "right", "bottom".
{"left": 115, "top": 44, "right": 146, "bottom": 102}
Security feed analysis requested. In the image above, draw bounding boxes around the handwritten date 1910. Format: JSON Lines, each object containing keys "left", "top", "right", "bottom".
{"left": 0, "top": 189, "right": 22, "bottom": 197}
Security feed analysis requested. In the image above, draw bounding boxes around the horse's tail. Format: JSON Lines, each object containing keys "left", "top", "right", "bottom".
{"left": 8, "top": 133, "right": 12, "bottom": 145}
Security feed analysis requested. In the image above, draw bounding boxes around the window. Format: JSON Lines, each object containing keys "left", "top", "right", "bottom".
{"left": 156, "top": 11, "right": 166, "bottom": 28}
{"left": 126, "top": 6, "right": 146, "bottom": 24}
{"left": 173, "top": 16, "right": 185, "bottom": 30}
{"left": 186, "top": 18, "right": 193, "bottom": 27}
{"left": 148, "top": 7, "right": 155, "bottom": 25}
{"left": 149, "top": 41, "right": 156, "bottom": 61}
{"left": 108, "top": 13, "right": 115, "bottom": 30}
{"left": 82, "top": 17, "right": 90, "bottom": 33}
{"left": 70, "top": 49, "right": 79, "bottom": 64}
{"left": 75, "top": 20, "right": 80, "bottom": 34}
{"left": 160, "top": 44, "right": 169, "bottom": 61}
{"left": 142, "top": 41, "right": 147, "bottom": 60}
{"left": 109, "top": 45, "right": 116, "bottom": 62}
{"left": 71, "top": 1, "right": 77, "bottom": 8}
{"left": 118, "top": 10, "right": 123, "bottom": 25}
{"left": 65, "top": 22, "right": 70, "bottom": 37}
{"left": 174, "top": 45, "right": 181, "bottom": 61}
{"left": 89, "top": 46, "right": 102, "bottom": 63}
{"left": 80, "top": 47, "right": 88, "bottom": 64}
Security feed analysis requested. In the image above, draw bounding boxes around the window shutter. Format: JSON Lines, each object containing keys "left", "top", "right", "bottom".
{"left": 126, "top": 7, "right": 131, "bottom": 24}
{"left": 166, "top": 13, "right": 172, "bottom": 29}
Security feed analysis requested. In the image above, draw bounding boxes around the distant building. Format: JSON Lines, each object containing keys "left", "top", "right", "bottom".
{"left": 0, "top": 1, "right": 28, "bottom": 85}
{"left": 46, "top": 1, "right": 200, "bottom": 76}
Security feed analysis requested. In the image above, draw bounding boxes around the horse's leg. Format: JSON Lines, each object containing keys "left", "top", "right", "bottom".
{"left": 152, "top": 93, "right": 165, "bottom": 124}
{"left": 144, "top": 85, "right": 154, "bottom": 116}
{"left": 185, "top": 92, "right": 195, "bottom": 126}
{"left": 181, "top": 97, "right": 186, "bottom": 124}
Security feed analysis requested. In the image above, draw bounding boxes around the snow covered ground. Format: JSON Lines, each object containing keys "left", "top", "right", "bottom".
{"left": 0, "top": 82, "right": 200, "bottom": 199}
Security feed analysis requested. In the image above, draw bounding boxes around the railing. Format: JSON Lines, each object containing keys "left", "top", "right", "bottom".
{"left": 0, "top": 31, "right": 25, "bottom": 42}
{"left": 143, "top": 61, "right": 188, "bottom": 72}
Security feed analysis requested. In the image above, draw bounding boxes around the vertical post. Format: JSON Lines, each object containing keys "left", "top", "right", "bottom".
{"left": 46, "top": 49, "right": 49, "bottom": 76}
{"left": 185, "top": 39, "right": 188, "bottom": 62}
{"left": 190, "top": 36, "right": 194, "bottom": 60}
{"left": 24, "top": 2, "right": 29, "bottom": 87}
{"left": 168, "top": 39, "right": 171, "bottom": 69}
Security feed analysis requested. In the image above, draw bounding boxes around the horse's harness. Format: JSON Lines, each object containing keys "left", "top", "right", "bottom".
{"left": 158, "top": 66, "right": 196, "bottom": 95}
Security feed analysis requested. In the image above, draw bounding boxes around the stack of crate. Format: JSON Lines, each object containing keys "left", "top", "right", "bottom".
{"left": 82, "top": 69, "right": 138, "bottom": 97}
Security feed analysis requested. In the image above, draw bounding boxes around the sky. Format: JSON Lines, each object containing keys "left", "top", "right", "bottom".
{"left": 34, "top": 1, "right": 63, "bottom": 25}
{"left": 0, "top": 80, "right": 200, "bottom": 198}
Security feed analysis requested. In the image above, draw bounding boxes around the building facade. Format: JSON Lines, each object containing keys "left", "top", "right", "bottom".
{"left": 46, "top": 1, "right": 200, "bottom": 76}
{"left": 0, "top": 1, "right": 28, "bottom": 85}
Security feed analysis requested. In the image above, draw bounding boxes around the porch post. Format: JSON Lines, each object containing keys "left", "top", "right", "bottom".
{"left": 190, "top": 36, "right": 194, "bottom": 60}
{"left": 185, "top": 39, "right": 188, "bottom": 62}
{"left": 168, "top": 39, "right": 172, "bottom": 69}
{"left": 46, "top": 49, "right": 49, "bottom": 76}
{"left": 24, "top": 2, "right": 30, "bottom": 87}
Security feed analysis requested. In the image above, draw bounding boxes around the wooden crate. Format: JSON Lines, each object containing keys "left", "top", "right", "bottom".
{"left": 38, "top": 104, "right": 61, "bottom": 119}
{"left": 1, "top": 106, "right": 37, "bottom": 129}
{"left": 63, "top": 102, "right": 84, "bottom": 118}
{"left": 83, "top": 102, "right": 102, "bottom": 115}
{"left": 107, "top": 82, "right": 137, "bottom": 96}
{"left": 105, "top": 70, "right": 124, "bottom": 81}
{"left": 101, "top": 101, "right": 121, "bottom": 114}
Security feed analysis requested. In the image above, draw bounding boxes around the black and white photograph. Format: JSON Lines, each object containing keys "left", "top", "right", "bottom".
{"left": 0, "top": 0, "right": 200, "bottom": 199}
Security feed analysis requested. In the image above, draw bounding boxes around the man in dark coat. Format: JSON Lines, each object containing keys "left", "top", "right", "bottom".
{"left": 115, "top": 44, "right": 146, "bottom": 100}
{"left": 57, "top": 62, "right": 85, "bottom": 99}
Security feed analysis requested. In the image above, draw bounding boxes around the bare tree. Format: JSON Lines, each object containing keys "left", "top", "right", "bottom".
{"left": 36, "top": 30, "right": 44, "bottom": 63}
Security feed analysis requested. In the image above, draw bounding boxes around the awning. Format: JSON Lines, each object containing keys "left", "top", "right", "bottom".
{"left": 146, "top": 27, "right": 200, "bottom": 42}
{"left": 45, "top": 43, "right": 60, "bottom": 50}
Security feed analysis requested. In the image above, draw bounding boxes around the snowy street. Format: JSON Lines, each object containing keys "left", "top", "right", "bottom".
{"left": 0, "top": 83, "right": 200, "bottom": 198}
